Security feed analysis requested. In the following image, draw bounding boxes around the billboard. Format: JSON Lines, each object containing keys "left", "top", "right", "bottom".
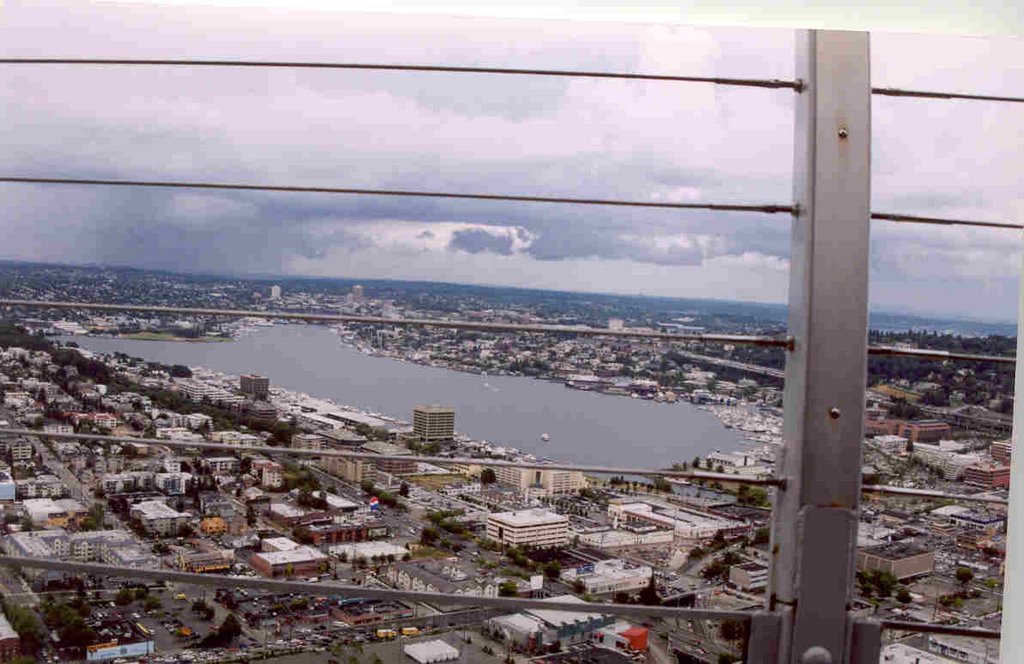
{"left": 529, "top": 575, "right": 544, "bottom": 591}
{"left": 86, "top": 641, "right": 155, "bottom": 661}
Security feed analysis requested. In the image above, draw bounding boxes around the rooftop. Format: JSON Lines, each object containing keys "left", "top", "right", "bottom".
{"left": 489, "top": 508, "right": 568, "bottom": 528}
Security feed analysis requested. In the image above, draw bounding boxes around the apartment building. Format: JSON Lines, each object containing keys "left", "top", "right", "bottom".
{"left": 129, "top": 500, "right": 191, "bottom": 536}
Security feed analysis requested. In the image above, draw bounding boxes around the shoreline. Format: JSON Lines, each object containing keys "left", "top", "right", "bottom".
{"left": 71, "top": 323, "right": 781, "bottom": 467}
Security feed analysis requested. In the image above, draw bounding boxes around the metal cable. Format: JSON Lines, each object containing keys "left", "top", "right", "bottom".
{"left": 0, "top": 176, "right": 795, "bottom": 215}
{"left": 867, "top": 346, "right": 1015, "bottom": 365}
{"left": 873, "top": 86, "right": 1024, "bottom": 105}
{"left": 879, "top": 619, "right": 1002, "bottom": 640}
{"left": 872, "top": 212, "right": 1023, "bottom": 231}
{"left": 3, "top": 299, "right": 1015, "bottom": 364}
{"left": 0, "top": 299, "right": 793, "bottom": 348}
{"left": 0, "top": 556, "right": 754, "bottom": 621}
{"left": 0, "top": 57, "right": 802, "bottom": 91}
{"left": 0, "top": 428, "right": 783, "bottom": 486}
{"left": 862, "top": 484, "right": 1008, "bottom": 506}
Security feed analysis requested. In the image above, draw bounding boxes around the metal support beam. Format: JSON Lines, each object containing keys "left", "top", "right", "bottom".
{"left": 769, "top": 30, "right": 872, "bottom": 664}
{"left": 999, "top": 231, "right": 1024, "bottom": 660}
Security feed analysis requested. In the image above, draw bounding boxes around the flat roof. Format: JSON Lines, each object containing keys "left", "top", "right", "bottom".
{"left": 489, "top": 508, "right": 568, "bottom": 528}
{"left": 253, "top": 546, "right": 327, "bottom": 566}
{"left": 404, "top": 639, "right": 459, "bottom": 663}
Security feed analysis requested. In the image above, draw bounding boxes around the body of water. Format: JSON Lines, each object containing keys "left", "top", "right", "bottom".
{"left": 68, "top": 325, "right": 746, "bottom": 469}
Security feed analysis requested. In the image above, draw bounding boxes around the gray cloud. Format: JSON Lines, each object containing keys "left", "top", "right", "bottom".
{"left": 0, "top": 2, "right": 1020, "bottom": 319}
{"left": 448, "top": 228, "right": 517, "bottom": 255}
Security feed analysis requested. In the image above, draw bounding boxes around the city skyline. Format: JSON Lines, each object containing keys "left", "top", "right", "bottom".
{"left": 0, "top": 2, "right": 1022, "bottom": 319}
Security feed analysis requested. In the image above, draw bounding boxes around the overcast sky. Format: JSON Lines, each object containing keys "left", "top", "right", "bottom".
{"left": 0, "top": 1, "right": 1022, "bottom": 321}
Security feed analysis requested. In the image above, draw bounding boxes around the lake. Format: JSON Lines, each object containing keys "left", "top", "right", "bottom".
{"left": 68, "top": 325, "right": 747, "bottom": 469}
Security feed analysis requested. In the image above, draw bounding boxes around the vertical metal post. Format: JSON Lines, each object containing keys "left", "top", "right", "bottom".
{"left": 768, "top": 30, "right": 872, "bottom": 664}
{"left": 999, "top": 234, "right": 1024, "bottom": 661}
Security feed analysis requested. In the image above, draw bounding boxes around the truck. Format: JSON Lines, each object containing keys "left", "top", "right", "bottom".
{"left": 375, "top": 628, "right": 398, "bottom": 640}
{"left": 400, "top": 627, "right": 420, "bottom": 637}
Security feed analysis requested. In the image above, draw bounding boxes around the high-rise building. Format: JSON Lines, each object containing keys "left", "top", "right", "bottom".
{"left": 413, "top": 405, "right": 455, "bottom": 443}
{"left": 269, "top": 285, "right": 281, "bottom": 300}
{"left": 351, "top": 284, "right": 365, "bottom": 301}
{"left": 240, "top": 374, "right": 270, "bottom": 400}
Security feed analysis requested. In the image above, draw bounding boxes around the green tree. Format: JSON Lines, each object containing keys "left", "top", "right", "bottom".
{"left": 956, "top": 566, "right": 975, "bottom": 590}
{"left": 543, "top": 560, "right": 561, "bottom": 579}
{"left": 115, "top": 588, "right": 134, "bottom": 606}
{"left": 720, "top": 618, "right": 746, "bottom": 643}
{"left": 480, "top": 468, "right": 497, "bottom": 484}
{"left": 896, "top": 587, "right": 912, "bottom": 604}
{"left": 498, "top": 581, "right": 518, "bottom": 597}
{"left": 638, "top": 576, "right": 660, "bottom": 606}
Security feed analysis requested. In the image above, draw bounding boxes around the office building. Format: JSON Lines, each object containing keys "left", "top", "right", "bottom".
{"left": 856, "top": 542, "right": 935, "bottom": 581}
{"left": 560, "top": 559, "right": 653, "bottom": 595}
{"left": 351, "top": 284, "right": 365, "bottom": 301}
{"left": 292, "top": 433, "right": 324, "bottom": 451}
{"left": 413, "top": 405, "right": 455, "bottom": 443}
{"left": 319, "top": 454, "right": 375, "bottom": 484}
{"left": 240, "top": 373, "right": 270, "bottom": 400}
{"left": 362, "top": 441, "right": 416, "bottom": 475}
{"left": 729, "top": 561, "right": 770, "bottom": 591}
{"left": 249, "top": 544, "right": 327, "bottom": 578}
{"left": 269, "top": 285, "right": 281, "bottom": 300}
{"left": 899, "top": 420, "right": 952, "bottom": 442}
{"left": 964, "top": 462, "right": 1011, "bottom": 489}
{"left": 992, "top": 440, "right": 1012, "bottom": 465}
{"left": 494, "top": 466, "right": 586, "bottom": 497}
{"left": 486, "top": 509, "right": 569, "bottom": 549}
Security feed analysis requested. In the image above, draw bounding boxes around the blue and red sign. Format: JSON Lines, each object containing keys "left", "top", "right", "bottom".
{"left": 369, "top": 496, "right": 380, "bottom": 510}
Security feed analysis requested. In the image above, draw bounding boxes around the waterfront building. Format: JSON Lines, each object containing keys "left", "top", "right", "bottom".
{"left": 240, "top": 373, "right": 270, "bottom": 400}
{"left": 413, "top": 405, "right": 455, "bottom": 443}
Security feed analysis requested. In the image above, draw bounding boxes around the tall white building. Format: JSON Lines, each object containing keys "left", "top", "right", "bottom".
{"left": 486, "top": 509, "right": 568, "bottom": 549}
{"left": 269, "top": 285, "right": 281, "bottom": 300}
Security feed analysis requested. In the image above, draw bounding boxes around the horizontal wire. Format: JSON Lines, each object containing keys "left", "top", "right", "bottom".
{"left": 0, "top": 300, "right": 793, "bottom": 348}
{"left": 867, "top": 345, "right": 1015, "bottom": 365}
{"left": 0, "top": 556, "right": 755, "bottom": 621}
{"left": 861, "top": 484, "right": 1008, "bottom": 506}
{"left": 0, "top": 176, "right": 795, "bottom": 215}
{"left": 879, "top": 619, "right": 1002, "bottom": 640}
{"left": 0, "top": 428, "right": 784, "bottom": 486}
{"left": 873, "top": 86, "right": 1024, "bottom": 105}
{"left": 3, "top": 299, "right": 1015, "bottom": 364}
{"left": 0, "top": 58, "right": 802, "bottom": 91}
{"left": 872, "top": 212, "right": 1023, "bottom": 231}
